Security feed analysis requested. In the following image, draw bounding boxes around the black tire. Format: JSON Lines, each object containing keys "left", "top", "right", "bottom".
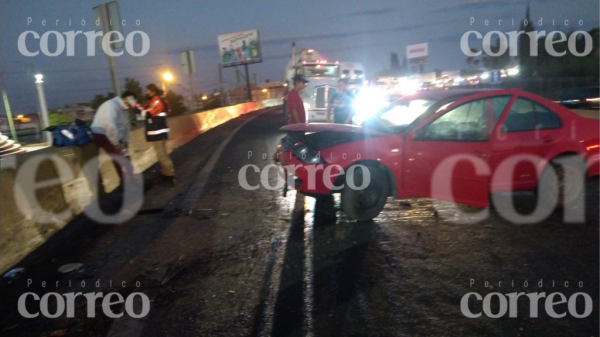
{"left": 341, "top": 164, "right": 389, "bottom": 221}
{"left": 539, "top": 155, "right": 586, "bottom": 209}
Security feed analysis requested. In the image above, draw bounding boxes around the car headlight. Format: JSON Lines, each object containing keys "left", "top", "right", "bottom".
{"left": 291, "top": 144, "right": 324, "bottom": 164}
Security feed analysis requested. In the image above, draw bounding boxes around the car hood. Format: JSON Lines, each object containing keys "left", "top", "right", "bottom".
{"left": 281, "top": 123, "right": 386, "bottom": 135}
{"left": 279, "top": 123, "right": 387, "bottom": 152}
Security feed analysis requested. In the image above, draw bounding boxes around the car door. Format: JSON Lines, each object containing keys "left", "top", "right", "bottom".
{"left": 402, "top": 94, "right": 513, "bottom": 208}
{"left": 489, "top": 94, "right": 563, "bottom": 192}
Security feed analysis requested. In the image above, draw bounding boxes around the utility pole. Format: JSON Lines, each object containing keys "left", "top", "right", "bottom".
{"left": 235, "top": 69, "right": 241, "bottom": 86}
{"left": 244, "top": 64, "right": 252, "bottom": 102}
{"left": 188, "top": 73, "right": 194, "bottom": 111}
{"left": 96, "top": 3, "right": 121, "bottom": 96}
{"left": 218, "top": 63, "right": 225, "bottom": 105}
{"left": 34, "top": 74, "right": 52, "bottom": 144}
{"left": 0, "top": 73, "right": 17, "bottom": 141}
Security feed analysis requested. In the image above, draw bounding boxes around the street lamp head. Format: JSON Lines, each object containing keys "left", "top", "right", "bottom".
{"left": 34, "top": 74, "right": 43, "bottom": 83}
{"left": 163, "top": 72, "right": 174, "bottom": 82}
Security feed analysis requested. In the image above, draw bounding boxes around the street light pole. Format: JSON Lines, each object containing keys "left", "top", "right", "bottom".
{"left": 35, "top": 74, "right": 52, "bottom": 144}
{"left": 0, "top": 72, "right": 17, "bottom": 141}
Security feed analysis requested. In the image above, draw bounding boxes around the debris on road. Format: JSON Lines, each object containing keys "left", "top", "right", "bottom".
{"left": 40, "top": 329, "right": 66, "bottom": 337}
{"left": 161, "top": 255, "right": 185, "bottom": 285}
{"left": 3, "top": 268, "right": 24, "bottom": 279}
{"left": 58, "top": 263, "right": 83, "bottom": 274}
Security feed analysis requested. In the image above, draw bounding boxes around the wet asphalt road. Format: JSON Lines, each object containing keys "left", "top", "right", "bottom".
{"left": 0, "top": 107, "right": 598, "bottom": 337}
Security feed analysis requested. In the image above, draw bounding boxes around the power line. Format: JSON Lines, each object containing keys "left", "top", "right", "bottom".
{"left": 1, "top": 63, "right": 166, "bottom": 75}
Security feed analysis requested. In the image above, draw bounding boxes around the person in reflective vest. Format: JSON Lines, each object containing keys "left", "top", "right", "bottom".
{"left": 137, "top": 84, "right": 176, "bottom": 186}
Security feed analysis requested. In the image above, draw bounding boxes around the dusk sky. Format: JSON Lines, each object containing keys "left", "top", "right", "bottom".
{"left": 1, "top": 0, "right": 598, "bottom": 114}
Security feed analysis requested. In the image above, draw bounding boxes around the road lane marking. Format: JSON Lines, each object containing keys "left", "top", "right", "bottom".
{"left": 303, "top": 196, "right": 316, "bottom": 337}
{"left": 254, "top": 190, "right": 301, "bottom": 337}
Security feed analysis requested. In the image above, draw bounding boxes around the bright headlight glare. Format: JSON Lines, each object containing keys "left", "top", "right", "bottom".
{"left": 507, "top": 68, "right": 519, "bottom": 76}
{"left": 353, "top": 88, "right": 388, "bottom": 124}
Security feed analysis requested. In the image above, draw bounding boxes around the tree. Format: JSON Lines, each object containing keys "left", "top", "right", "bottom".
{"left": 466, "top": 48, "right": 480, "bottom": 70}
{"left": 483, "top": 37, "right": 512, "bottom": 70}
{"left": 202, "top": 96, "right": 221, "bottom": 111}
{"left": 90, "top": 92, "right": 115, "bottom": 110}
{"left": 535, "top": 28, "right": 599, "bottom": 78}
{"left": 124, "top": 77, "right": 147, "bottom": 105}
{"left": 48, "top": 110, "right": 72, "bottom": 126}
{"left": 165, "top": 90, "right": 187, "bottom": 116}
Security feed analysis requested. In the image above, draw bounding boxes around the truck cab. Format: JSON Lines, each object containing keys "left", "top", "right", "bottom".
{"left": 284, "top": 49, "right": 341, "bottom": 122}
{"left": 340, "top": 62, "right": 366, "bottom": 90}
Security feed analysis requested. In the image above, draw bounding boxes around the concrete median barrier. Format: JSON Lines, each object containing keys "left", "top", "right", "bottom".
{"left": 0, "top": 99, "right": 282, "bottom": 273}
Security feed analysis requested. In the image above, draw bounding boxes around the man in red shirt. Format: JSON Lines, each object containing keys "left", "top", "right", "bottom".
{"left": 286, "top": 74, "right": 309, "bottom": 124}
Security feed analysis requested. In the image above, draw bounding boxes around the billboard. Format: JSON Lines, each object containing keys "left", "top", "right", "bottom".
{"left": 407, "top": 43, "right": 428, "bottom": 65}
{"left": 218, "top": 29, "right": 262, "bottom": 67}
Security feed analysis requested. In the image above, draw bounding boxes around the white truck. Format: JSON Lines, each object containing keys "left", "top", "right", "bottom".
{"left": 283, "top": 44, "right": 341, "bottom": 122}
{"left": 340, "top": 62, "right": 366, "bottom": 89}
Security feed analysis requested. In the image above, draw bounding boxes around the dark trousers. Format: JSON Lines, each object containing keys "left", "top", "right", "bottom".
{"left": 92, "top": 133, "right": 133, "bottom": 185}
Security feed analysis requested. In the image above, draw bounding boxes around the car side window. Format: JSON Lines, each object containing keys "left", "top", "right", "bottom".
{"left": 533, "top": 101, "right": 562, "bottom": 129}
{"left": 422, "top": 96, "right": 510, "bottom": 142}
{"left": 502, "top": 98, "right": 561, "bottom": 132}
{"left": 493, "top": 96, "right": 511, "bottom": 122}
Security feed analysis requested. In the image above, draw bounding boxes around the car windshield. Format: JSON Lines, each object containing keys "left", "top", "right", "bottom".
{"left": 302, "top": 65, "right": 339, "bottom": 77}
{"left": 377, "top": 98, "right": 437, "bottom": 128}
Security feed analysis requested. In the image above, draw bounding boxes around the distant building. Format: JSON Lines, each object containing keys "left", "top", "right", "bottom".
{"left": 55, "top": 103, "right": 95, "bottom": 121}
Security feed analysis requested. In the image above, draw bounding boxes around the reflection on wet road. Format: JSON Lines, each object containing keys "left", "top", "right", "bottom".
{"left": 257, "top": 183, "right": 599, "bottom": 337}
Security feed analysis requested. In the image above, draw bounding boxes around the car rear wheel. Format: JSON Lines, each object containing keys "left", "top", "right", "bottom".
{"left": 539, "top": 155, "right": 586, "bottom": 209}
{"left": 341, "top": 165, "right": 389, "bottom": 221}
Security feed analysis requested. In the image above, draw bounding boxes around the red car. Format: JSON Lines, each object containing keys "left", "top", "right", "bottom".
{"left": 275, "top": 89, "right": 599, "bottom": 221}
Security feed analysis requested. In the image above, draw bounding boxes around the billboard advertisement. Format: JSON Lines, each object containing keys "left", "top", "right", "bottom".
{"left": 407, "top": 42, "right": 428, "bottom": 65}
{"left": 218, "top": 29, "right": 262, "bottom": 67}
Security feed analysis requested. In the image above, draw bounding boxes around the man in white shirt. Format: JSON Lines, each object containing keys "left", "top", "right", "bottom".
{"left": 90, "top": 91, "right": 137, "bottom": 186}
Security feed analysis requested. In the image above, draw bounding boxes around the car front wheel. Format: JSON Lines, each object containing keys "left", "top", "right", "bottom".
{"left": 341, "top": 165, "right": 389, "bottom": 221}
{"left": 539, "top": 155, "right": 586, "bottom": 209}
